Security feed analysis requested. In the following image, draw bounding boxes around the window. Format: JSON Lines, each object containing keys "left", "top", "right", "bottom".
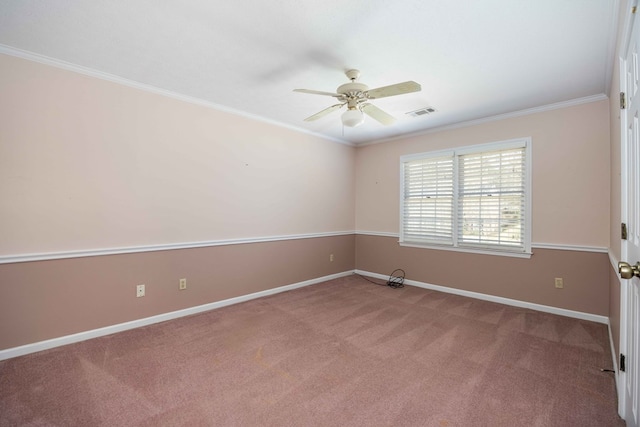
{"left": 400, "top": 138, "right": 531, "bottom": 257}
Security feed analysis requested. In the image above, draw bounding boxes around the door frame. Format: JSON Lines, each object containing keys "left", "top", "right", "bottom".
{"left": 619, "top": 0, "right": 638, "bottom": 420}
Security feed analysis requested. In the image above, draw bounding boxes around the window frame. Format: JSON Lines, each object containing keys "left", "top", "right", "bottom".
{"left": 399, "top": 138, "right": 532, "bottom": 258}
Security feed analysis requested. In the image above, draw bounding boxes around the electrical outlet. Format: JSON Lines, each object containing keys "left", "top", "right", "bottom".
{"left": 329, "top": 254, "right": 334, "bottom": 262}
{"left": 136, "top": 284, "right": 145, "bottom": 297}
{"left": 179, "top": 278, "right": 187, "bottom": 290}
{"left": 554, "top": 278, "right": 564, "bottom": 289}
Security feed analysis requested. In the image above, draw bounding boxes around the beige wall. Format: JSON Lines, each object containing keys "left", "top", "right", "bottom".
{"left": 0, "top": 54, "right": 355, "bottom": 256}
{"left": 0, "top": 53, "right": 357, "bottom": 351}
{"left": 0, "top": 235, "right": 355, "bottom": 350}
{"left": 356, "top": 235, "right": 610, "bottom": 315}
{"left": 354, "top": 99, "right": 611, "bottom": 315}
{"left": 0, "top": 46, "right": 619, "bottom": 353}
{"left": 356, "top": 100, "right": 610, "bottom": 248}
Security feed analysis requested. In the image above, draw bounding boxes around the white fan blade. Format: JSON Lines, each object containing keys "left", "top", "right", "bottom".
{"left": 303, "top": 103, "right": 345, "bottom": 121}
{"left": 361, "top": 103, "right": 396, "bottom": 125}
{"left": 365, "top": 81, "right": 421, "bottom": 99}
{"left": 294, "top": 88, "right": 342, "bottom": 97}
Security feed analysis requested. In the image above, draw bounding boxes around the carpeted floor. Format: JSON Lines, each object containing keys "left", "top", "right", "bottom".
{"left": 0, "top": 274, "right": 625, "bottom": 426}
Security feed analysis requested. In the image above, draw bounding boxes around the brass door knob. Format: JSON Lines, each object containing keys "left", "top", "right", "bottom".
{"left": 618, "top": 261, "right": 640, "bottom": 279}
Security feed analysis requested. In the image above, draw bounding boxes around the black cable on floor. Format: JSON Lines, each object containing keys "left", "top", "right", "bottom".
{"left": 357, "top": 269, "right": 405, "bottom": 289}
{"left": 387, "top": 269, "right": 405, "bottom": 288}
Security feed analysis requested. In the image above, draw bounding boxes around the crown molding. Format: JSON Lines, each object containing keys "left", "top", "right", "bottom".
{"left": 359, "top": 94, "right": 609, "bottom": 147}
{"left": 0, "top": 44, "right": 352, "bottom": 146}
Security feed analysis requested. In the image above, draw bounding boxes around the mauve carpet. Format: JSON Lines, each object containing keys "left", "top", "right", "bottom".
{"left": 0, "top": 274, "right": 624, "bottom": 426}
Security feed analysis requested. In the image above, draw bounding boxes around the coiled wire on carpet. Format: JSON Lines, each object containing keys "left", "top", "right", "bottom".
{"left": 357, "top": 269, "right": 405, "bottom": 289}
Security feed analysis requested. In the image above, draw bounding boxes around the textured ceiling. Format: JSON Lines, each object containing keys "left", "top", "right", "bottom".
{"left": 0, "top": 0, "right": 619, "bottom": 145}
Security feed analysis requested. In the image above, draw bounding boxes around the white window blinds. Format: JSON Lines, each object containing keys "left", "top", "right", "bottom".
{"left": 402, "top": 154, "right": 454, "bottom": 244}
{"left": 457, "top": 147, "right": 526, "bottom": 250}
{"left": 400, "top": 139, "right": 530, "bottom": 255}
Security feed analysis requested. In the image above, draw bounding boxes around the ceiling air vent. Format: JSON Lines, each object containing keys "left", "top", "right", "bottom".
{"left": 406, "top": 107, "right": 436, "bottom": 117}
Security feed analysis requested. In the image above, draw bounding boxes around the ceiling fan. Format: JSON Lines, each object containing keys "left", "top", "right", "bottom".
{"left": 294, "top": 69, "right": 421, "bottom": 127}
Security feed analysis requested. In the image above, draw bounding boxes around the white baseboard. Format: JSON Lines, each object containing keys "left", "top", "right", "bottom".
{"left": 1, "top": 269, "right": 611, "bottom": 361}
{"left": 0, "top": 270, "right": 354, "bottom": 361}
{"left": 355, "top": 269, "right": 609, "bottom": 324}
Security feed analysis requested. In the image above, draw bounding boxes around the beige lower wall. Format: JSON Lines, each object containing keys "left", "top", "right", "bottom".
{"left": 1, "top": 233, "right": 615, "bottom": 353}
{"left": 0, "top": 235, "right": 355, "bottom": 351}
{"left": 356, "top": 235, "right": 610, "bottom": 316}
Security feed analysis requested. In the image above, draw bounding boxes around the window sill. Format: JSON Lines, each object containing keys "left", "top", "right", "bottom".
{"left": 398, "top": 241, "right": 532, "bottom": 259}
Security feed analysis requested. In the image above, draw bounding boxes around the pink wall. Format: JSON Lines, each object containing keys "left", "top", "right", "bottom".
{"left": 0, "top": 53, "right": 355, "bottom": 256}
{"left": 356, "top": 235, "right": 610, "bottom": 316}
{"left": 354, "top": 99, "right": 612, "bottom": 318}
{"left": 356, "top": 100, "right": 610, "bottom": 248}
{"left": 0, "top": 48, "right": 620, "bottom": 355}
{"left": 0, "top": 53, "right": 358, "bottom": 352}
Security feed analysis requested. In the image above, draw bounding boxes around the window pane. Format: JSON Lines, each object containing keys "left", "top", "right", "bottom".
{"left": 402, "top": 155, "right": 454, "bottom": 244}
{"left": 458, "top": 148, "right": 525, "bottom": 249}
{"left": 400, "top": 139, "right": 529, "bottom": 255}
{"left": 460, "top": 194, "right": 523, "bottom": 246}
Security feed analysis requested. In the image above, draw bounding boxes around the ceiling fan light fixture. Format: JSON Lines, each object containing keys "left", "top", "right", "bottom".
{"left": 295, "top": 69, "right": 421, "bottom": 128}
{"left": 341, "top": 108, "right": 365, "bottom": 127}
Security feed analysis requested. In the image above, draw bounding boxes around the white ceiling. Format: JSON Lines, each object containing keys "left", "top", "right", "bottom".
{"left": 0, "top": 0, "right": 619, "bottom": 145}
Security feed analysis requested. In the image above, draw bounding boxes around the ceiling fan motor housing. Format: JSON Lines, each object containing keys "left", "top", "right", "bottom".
{"left": 337, "top": 82, "right": 369, "bottom": 108}
{"left": 337, "top": 82, "right": 369, "bottom": 95}
{"left": 294, "top": 68, "right": 421, "bottom": 126}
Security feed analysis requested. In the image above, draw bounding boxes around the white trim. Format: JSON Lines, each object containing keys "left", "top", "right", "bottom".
{"left": 355, "top": 269, "right": 609, "bottom": 324}
{"left": 399, "top": 148, "right": 455, "bottom": 163}
{"left": 607, "top": 252, "right": 626, "bottom": 409}
{"left": 609, "top": 321, "right": 620, "bottom": 375}
{"left": 619, "top": 2, "right": 637, "bottom": 419}
{"left": 356, "top": 231, "right": 610, "bottom": 254}
{"left": 0, "top": 45, "right": 608, "bottom": 150}
{"left": 399, "top": 242, "right": 532, "bottom": 259}
{"left": 398, "top": 136, "right": 533, "bottom": 258}
{"left": 0, "top": 231, "right": 355, "bottom": 264}
{"left": 0, "top": 44, "right": 351, "bottom": 147}
{"left": 0, "top": 271, "right": 354, "bottom": 361}
{"left": 455, "top": 138, "right": 527, "bottom": 155}
{"left": 604, "top": 0, "right": 621, "bottom": 96}
{"left": 533, "top": 243, "right": 609, "bottom": 253}
{"left": 359, "top": 94, "right": 609, "bottom": 147}
{"left": 620, "top": 0, "right": 637, "bottom": 64}
{"left": 610, "top": 249, "right": 621, "bottom": 270}
{"left": 354, "top": 230, "right": 399, "bottom": 238}
{"left": 0, "top": 230, "right": 612, "bottom": 265}
{"left": 0, "top": 268, "right": 610, "bottom": 361}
